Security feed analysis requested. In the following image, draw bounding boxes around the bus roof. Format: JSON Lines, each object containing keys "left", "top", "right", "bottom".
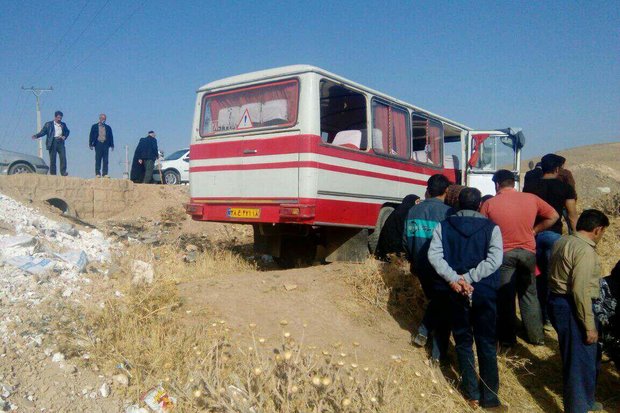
{"left": 197, "top": 65, "right": 472, "bottom": 133}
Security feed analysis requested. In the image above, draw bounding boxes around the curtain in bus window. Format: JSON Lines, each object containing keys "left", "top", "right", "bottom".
{"left": 428, "top": 123, "right": 442, "bottom": 164}
{"left": 202, "top": 80, "right": 298, "bottom": 134}
{"left": 372, "top": 102, "right": 389, "bottom": 154}
{"left": 392, "top": 108, "right": 408, "bottom": 158}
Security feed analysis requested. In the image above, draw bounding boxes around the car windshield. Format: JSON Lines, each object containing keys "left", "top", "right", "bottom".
{"left": 164, "top": 149, "right": 189, "bottom": 161}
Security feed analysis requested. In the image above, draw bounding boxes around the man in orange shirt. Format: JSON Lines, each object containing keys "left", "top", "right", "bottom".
{"left": 480, "top": 170, "right": 559, "bottom": 347}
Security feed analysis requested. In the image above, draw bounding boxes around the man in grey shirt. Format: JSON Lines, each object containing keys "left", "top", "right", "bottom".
{"left": 428, "top": 188, "right": 505, "bottom": 411}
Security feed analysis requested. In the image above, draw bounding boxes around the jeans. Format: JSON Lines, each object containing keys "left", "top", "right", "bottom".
{"left": 143, "top": 159, "right": 155, "bottom": 183}
{"left": 94, "top": 142, "right": 110, "bottom": 176}
{"left": 497, "top": 248, "right": 544, "bottom": 345}
{"left": 451, "top": 283, "right": 500, "bottom": 407}
{"left": 548, "top": 294, "right": 600, "bottom": 413}
{"left": 535, "top": 231, "right": 561, "bottom": 323}
{"left": 48, "top": 138, "right": 67, "bottom": 176}
{"left": 417, "top": 270, "right": 451, "bottom": 361}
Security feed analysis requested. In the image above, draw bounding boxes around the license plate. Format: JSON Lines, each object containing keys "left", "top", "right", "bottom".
{"left": 226, "top": 208, "right": 260, "bottom": 219}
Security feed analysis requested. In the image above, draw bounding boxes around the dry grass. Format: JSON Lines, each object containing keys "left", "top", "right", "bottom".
{"left": 592, "top": 191, "right": 620, "bottom": 218}
{"left": 50, "top": 246, "right": 475, "bottom": 412}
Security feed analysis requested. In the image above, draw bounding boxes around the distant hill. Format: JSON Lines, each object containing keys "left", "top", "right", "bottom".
{"left": 522, "top": 142, "right": 620, "bottom": 201}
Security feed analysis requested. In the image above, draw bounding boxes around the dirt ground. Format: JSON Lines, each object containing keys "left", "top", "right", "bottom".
{"left": 1, "top": 142, "right": 619, "bottom": 412}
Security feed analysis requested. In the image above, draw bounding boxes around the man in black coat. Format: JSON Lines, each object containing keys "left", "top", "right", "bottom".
{"left": 89, "top": 113, "right": 114, "bottom": 177}
{"left": 32, "top": 110, "right": 70, "bottom": 176}
{"left": 131, "top": 131, "right": 159, "bottom": 184}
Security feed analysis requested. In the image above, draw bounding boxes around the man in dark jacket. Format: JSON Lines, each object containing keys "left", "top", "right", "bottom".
{"left": 89, "top": 113, "right": 114, "bottom": 177}
{"left": 428, "top": 188, "right": 505, "bottom": 411}
{"left": 32, "top": 110, "right": 70, "bottom": 176}
{"left": 135, "top": 131, "right": 159, "bottom": 184}
{"left": 375, "top": 194, "right": 420, "bottom": 261}
{"left": 403, "top": 174, "right": 453, "bottom": 361}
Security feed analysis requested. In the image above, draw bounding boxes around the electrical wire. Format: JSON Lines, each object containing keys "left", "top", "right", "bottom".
{"left": 27, "top": 0, "right": 91, "bottom": 83}
{"left": 43, "top": 0, "right": 112, "bottom": 79}
{"left": 72, "top": 0, "right": 147, "bottom": 72}
{"left": 0, "top": 92, "right": 25, "bottom": 147}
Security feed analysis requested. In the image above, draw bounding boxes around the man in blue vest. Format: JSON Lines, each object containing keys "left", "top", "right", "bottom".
{"left": 428, "top": 187, "right": 506, "bottom": 411}
{"left": 404, "top": 174, "right": 454, "bottom": 361}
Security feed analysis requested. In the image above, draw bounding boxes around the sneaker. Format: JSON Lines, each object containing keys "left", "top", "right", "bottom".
{"left": 411, "top": 332, "right": 427, "bottom": 347}
{"left": 590, "top": 401, "right": 604, "bottom": 411}
{"left": 467, "top": 400, "right": 480, "bottom": 409}
{"left": 103, "top": 175, "right": 109, "bottom": 178}
{"left": 95, "top": 175, "right": 101, "bottom": 178}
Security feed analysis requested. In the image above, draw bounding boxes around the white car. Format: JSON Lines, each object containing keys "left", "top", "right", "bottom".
{"left": 153, "top": 148, "right": 189, "bottom": 185}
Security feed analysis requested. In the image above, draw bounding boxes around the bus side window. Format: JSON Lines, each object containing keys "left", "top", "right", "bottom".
{"left": 411, "top": 114, "right": 443, "bottom": 166}
{"left": 320, "top": 80, "right": 367, "bottom": 150}
{"left": 372, "top": 100, "right": 410, "bottom": 159}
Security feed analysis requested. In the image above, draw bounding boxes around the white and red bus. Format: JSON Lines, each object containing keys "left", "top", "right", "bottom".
{"left": 185, "top": 65, "right": 524, "bottom": 266}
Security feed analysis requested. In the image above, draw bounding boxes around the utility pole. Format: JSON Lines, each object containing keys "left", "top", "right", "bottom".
{"left": 123, "top": 144, "right": 129, "bottom": 179}
{"left": 22, "top": 86, "right": 53, "bottom": 158}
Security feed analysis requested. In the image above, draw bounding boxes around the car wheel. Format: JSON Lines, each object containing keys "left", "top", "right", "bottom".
{"left": 163, "top": 170, "right": 181, "bottom": 185}
{"left": 8, "top": 162, "right": 35, "bottom": 175}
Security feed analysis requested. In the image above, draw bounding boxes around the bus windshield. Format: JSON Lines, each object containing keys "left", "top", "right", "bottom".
{"left": 471, "top": 135, "right": 517, "bottom": 171}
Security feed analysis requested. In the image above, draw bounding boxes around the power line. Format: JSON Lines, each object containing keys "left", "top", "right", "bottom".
{"left": 72, "top": 1, "right": 147, "bottom": 71}
{"left": 28, "top": 0, "right": 91, "bottom": 83}
{"left": 44, "top": 0, "right": 112, "bottom": 79}
{"left": 0, "top": 92, "right": 25, "bottom": 147}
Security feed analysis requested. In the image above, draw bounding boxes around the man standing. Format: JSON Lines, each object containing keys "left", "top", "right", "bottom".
{"left": 480, "top": 169, "right": 558, "bottom": 347}
{"left": 31, "top": 110, "right": 70, "bottom": 176}
{"left": 524, "top": 154, "right": 578, "bottom": 327}
{"left": 403, "top": 174, "right": 453, "bottom": 361}
{"left": 548, "top": 209, "right": 609, "bottom": 413}
{"left": 136, "top": 131, "right": 158, "bottom": 184}
{"left": 428, "top": 187, "right": 505, "bottom": 411}
{"left": 89, "top": 113, "right": 114, "bottom": 177}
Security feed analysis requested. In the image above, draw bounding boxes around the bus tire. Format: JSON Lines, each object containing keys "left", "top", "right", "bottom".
{"left": 368, "top": 206, "right": 394, "bottom": 254}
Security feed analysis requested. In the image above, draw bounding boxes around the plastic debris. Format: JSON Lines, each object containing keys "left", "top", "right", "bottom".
{"left": 142, "top": 385, "right": 176, "bottom": 412}
{"left": 5, "top": 256, "right": 56, "bottom": 275}
{"left": 54, "top": 250, "right": 89, "bottom": 272}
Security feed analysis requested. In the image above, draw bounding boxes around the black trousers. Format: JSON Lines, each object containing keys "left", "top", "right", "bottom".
{"left": 49, "top": 139, "right": 67, "bottom": 176}
{"left": 95, "top": 142, "right": 110, "bottom": 176}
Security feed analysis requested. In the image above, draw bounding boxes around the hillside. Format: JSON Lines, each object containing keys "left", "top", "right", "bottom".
{"left": 522, "top": 141, "right": 620, "bottom": 200}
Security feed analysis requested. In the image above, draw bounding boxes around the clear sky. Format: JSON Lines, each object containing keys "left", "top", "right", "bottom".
{"left": 1, "top": 0, "right": 618, "bottom": 178}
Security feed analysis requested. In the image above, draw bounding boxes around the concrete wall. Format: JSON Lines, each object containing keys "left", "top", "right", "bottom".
{"left": 0, "top": 175, "right": 136, "bottom": 219}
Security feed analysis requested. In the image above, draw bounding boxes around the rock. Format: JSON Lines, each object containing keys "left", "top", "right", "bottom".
{"left": 284, "top": 284, "right": 298, "bottom": 291}
{"left": 51, "top": 352, "right": 65, "bottom": 363}
{"left": 131, "top": 260, "right": 154, "bottom": 285}
{"left": 100, "top": 382, "right": 111, "bottom": 398}
{"left": 184, "top": 251, "right": 197, "bottom": 263}
{"left": 113, "top": 373, "right": 129, "bottom": 387}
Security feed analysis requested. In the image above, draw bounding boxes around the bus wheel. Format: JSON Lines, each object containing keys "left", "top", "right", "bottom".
{"left": 367, "top": 206, "right": 394, "bottom": 254}
{"left": 274, "top": 235, "right": 317, "bottom": 269}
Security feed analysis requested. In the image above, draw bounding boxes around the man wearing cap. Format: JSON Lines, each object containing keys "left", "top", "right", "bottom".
{"left": 524, "top": 154, "right": 578, "bottom": 328}
{"left": 480, "top": 169, "right": 559, "bottom": 347}
{"left": 135, "top": 131, "right": 159, "bottom": 184}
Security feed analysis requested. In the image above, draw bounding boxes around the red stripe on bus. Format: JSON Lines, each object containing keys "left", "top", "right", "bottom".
{"left": 190, "top": 134, "right": 454, "bottom": 178}
{"left": 189, "top": 161, "right": 428, "bottom": 186}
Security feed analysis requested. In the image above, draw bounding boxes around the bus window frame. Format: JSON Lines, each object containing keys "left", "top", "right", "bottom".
{"left": 370, "top": 97, "right": 411, "bottom": 161}
{"left": 319, "top": 78, "right": 370, "bottom": 153}
{"left": 199, "top": 78, "right": 301, "bottom": 138}
{"left": 410, "top": 113, "right": 445, "bottom": 169}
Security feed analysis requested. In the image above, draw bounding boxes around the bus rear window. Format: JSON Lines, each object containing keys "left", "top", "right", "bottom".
{"left": 201, "top": 79, "right": 299, "bottom": 135}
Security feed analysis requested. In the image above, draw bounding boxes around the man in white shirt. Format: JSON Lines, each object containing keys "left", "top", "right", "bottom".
{"left": 32, "top": 110, "right": 70, "bottom": 176}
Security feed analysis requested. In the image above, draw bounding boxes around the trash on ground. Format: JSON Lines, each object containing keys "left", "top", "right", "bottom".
{"left": 141, "top": 384, "right": 176, "bottom": 412}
